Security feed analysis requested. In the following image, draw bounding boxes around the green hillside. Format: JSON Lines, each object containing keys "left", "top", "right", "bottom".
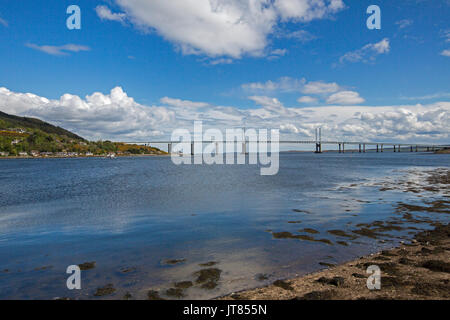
{"left": 0, "top": 111, "right": 166, "bottom": 157}
{"left": 0, "top": 111, "right": 84, "bottom": 140}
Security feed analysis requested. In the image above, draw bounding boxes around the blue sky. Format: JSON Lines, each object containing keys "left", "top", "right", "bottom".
{"left": 0, "top": 0, "right": 449, "bottom": 143}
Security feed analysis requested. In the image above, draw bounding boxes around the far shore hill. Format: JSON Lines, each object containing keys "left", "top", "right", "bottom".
{"left": 0, "top": 111, "right": 167, "bottom": 158}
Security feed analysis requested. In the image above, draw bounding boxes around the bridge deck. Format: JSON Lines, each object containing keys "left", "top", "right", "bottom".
{"left": 123, "top": 141, "right": 448, "bottom": 148}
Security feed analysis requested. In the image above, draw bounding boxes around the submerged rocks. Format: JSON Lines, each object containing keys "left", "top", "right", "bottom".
{"left": 78, "top": 261, "right": 96, "bottom": 270}
{"left": 194, "top": 268, "right": 222, "bottom": 290}
{"left": 94, "top": 284, "right": 115, "bottom": 297}
{"left": 163, "top": 258, "right": 186, "bottom": 265}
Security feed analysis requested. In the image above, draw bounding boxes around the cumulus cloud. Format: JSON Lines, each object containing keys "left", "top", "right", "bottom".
{"left": 95, "top": 5, "right": 127, "bottom": 23}
{"left": 0, "top": 86, "right": 448, "bottom": 143}
{"left": 25, "top": 43, "right": 90, "bottom": 56}
{"left": 326, "top": 91, "right": 365, "bottom": 105}
{"left": 248, "top": 95, "right": 288, "bottom": 115}
{"left": 339, "top": 38, "right": 390, "bottom": 64}
{"left": 110, "top": 0, "right": 345, "bottom": 58}
{"left": 0, "top": 87, "right": 173, "bottom": 140}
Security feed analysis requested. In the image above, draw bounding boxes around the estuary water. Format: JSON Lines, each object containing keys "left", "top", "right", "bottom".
{"left": 0, "top": 152, "right": 449, "bottom": 299}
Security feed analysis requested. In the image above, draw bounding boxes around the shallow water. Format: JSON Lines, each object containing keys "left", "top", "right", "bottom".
{"left": 0, "top": 152, "right": 449, "bottom": 299}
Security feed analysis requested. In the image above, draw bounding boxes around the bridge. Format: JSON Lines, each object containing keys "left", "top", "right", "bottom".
{"left": 122, "top": 140, "right": 448, "bottom": 154}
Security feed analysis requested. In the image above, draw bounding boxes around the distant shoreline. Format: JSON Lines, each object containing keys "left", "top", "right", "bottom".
{"left": 0, "top": 154, "right": 170, "bottom": 160}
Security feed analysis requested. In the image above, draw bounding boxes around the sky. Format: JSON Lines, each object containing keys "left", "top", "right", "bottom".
{"left": 0, "top": 0, "right": 449, "bottom": 144}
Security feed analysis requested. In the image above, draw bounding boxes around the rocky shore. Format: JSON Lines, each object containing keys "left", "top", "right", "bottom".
{"left": 220, "top": 168, "right": 450, "bottom": 300}
{"left": 221, "top": 223, "right": 449, "bottom": 300}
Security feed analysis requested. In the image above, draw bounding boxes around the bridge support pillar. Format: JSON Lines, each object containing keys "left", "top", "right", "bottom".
{"left": 342, "top": 143, "right": 345, "bottom": 153}
{"left": 427, "top": 147, "right": 430, "bottom": 152}
{"left": 315, "top": 143, "right": 322, "bottom": 153}
{"left": 339, "top": 144, "right": 341, "bottom": 153}
{"left": 363, "top": 144, "right": 366, "bottom": 153}
{"left": 359, "top": 144, "right": 361, "bottom": 153}
{"left": 376, "top": 144, "right": 379, "bottom": 152}
{"left": 394, "top": 145, "right": 396, "bottom": 152}
{"left": 168, "top": 143, "right": 172, "bottom": 154}
{"left": 191, "top": 143, "right": 194, "bottom": 155}
{"left": 398, "top": 145, "right": 401, "bottom": 152}
{"left": 410, "top": 146, "right": 413, "bottom": 152}
{"left": 242, "top": 142, "right": 247, "bottom": 155}
{"left": 416, "top": 145, "right": 418, "bottom": 152}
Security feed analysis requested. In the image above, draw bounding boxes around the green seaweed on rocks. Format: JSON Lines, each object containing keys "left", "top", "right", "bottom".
{"left": 94, "top": 284, "right": 116, "bottom": 297}
{"left": 78, "top": 261, "right": 95, "bottom": 270}
{"left": 194, "top": 268, "right": 222, "bottom": 290}
{"left": 273, "top": 280, "right": 294, "bottom": 291}
{"left": 298, "top": 228, "right": 319, "bottom": 234}
{"left": 166, "top": 288, "right": 185, "bottom": 298}
{"left": 147, "top": 290, "right": 164, "bottom": 300}
{"left": 174, "top": 281, "right": 193, "bottom": 289}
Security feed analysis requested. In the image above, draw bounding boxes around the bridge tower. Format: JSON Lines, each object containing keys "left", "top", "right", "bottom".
{"left": 314, "top": 128, "right": 322, "bottom": 153}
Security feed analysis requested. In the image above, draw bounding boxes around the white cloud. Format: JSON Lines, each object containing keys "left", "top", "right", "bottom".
{"left": 270, "top": 48, "right": 288, "bottom": 56}
{"left": 0, "top": 86, "right": 448, "bottom": 143}
{"left": 111, "top": 0, "right": 345, "bottom": 58}
{"left": 339, "top": 38, "right": 390, "bottom": 64}
{"left": 25, "top": 43, "right": 90, "bottom": 56}
{"left": 280, "top": 123, "right": 311, "bottom": 136}
{"left": 248, "top": 95, "right": 287, "bottom": 114}
{"left": 209, "top": 58, "right": 234, "bottom": 65}
{"left": 242, "top": 77, "right": 341, "bottom": 95}
{"left": 95, "top": 5, "right": 127, "bottom": 24}
{"left": 297, "top": 96, "right": 318, "bottom": 104}
{"left": 401, "top": 92, "right": 450, "bottom": 101}
{"left": 0, "top": 87, "right": 173, "bottom": 141}
{"left": 326, "top": 91, "right": 365, "bottom": 105}
{"left": 274, "top": 0, "right": 345, "bottom": 22}
{"left": 282, "top": 29, "right": 316, "bottom": 42}
{"left": 242, "top": 77, "right": 306, "bottom": 93}
{"left": 441, "top": 29, "right": 450, "bottom": 43}
{"left": 160, "top": 97, "right": 210, "bottom": 109}
{"left": 395, "top": 19, "right": 413, "bottom": 29}
{"left": 441, "top": 49, "right": 450, "bottom": 57}
{"left": 302, "top": 81, "right": 340, "bottom": 94}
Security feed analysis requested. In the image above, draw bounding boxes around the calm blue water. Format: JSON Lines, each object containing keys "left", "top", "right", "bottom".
{"left": 0, "top": 153, "right": 448, "bottom": 299}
